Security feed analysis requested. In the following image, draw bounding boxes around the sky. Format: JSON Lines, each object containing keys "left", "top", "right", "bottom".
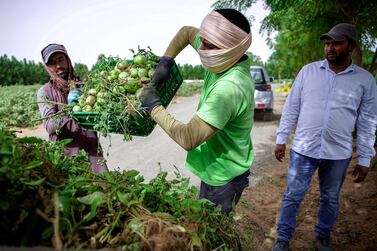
{"left": 0, "top": 0, "right": 273, "bottom": 67}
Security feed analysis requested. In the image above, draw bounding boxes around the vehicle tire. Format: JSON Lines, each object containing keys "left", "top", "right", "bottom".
{"left": 263, "top": 110, "right": 273, "bottom": 121}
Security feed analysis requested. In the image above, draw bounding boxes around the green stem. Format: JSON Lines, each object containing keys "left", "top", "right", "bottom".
{"left": 64, "top": 178, "right": 118, "bottom": 190}
{"left": 95, "top": 224, "right": 111, "bottom": 240}
{"left": 35, "top": 100, "right": 68, "bottom": 106}
{"left": 100, "top": 212, "right": 122, "bottom": 243}
{"left": 32, "top": 110, "right": 66, "bottom": 122}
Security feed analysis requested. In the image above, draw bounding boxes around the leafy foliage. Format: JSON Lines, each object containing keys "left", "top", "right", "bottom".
{"left": 262, "top": 0, "right": 377, "bottom": 78}
{"left": 74, "top": 63, "right": 90, "bottom": 81}
{"left": 0, "top": 129, "right": 241, "bottom": 250}
{"left": 176, "top": 81, "right": 204, "bottom": 97}
{"left": 0, "top": 54, "right": 49, "bottom": 86}
{"left": 212, "top": 0, "right": 256, "bottom": 24}
{"left": 178, "top": 64, "right": 205, "bottom": 80}
{"left": 69, "top": 48, "right": 162, "bottom": 140}
{"left": 246, "top": 52, "right": 264, "bottom": 67}
{"left": 212, "top": 0, "right": 377, "bottom": 78}
{"left": 0, "top": 55, "right": 90, "bottom": 87}
{"left": 0, "top": 84, "right": 41, "bottom": 128}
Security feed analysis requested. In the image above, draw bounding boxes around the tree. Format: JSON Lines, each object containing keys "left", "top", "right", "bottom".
{"left": 212, "top": 0, "right": 256, "bottom": 23}
{"left": 262, "top": 0, "right": 377, "bottom": 75}
{"left": 0, "top": 55, "right": 49, "bottom": 86}
{"left": 211, "top": 0, "right": 377, "bottom": 77}
{"left": 178, "top": 64, "right": 205, "bottom": 80}
{"left": 246, "top": 52, "right": 264, "bottom": 66}
{"left": 74, "top": 63, "right": 89, "bottom": 81}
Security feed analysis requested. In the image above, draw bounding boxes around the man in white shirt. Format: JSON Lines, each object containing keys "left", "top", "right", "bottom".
{"left": 272, "top": 23, "right": 377, "bottom": 251}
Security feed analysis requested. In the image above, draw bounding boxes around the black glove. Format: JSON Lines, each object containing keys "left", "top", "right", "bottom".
{"left": 140, "top": 85, "right": 161, "bottom": 113}
{"left": 151, "top": 56, "right": 174, "bottom": 88}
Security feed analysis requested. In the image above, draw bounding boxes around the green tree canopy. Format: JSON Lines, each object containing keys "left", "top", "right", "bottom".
{"left": 0, "top": 55, "right": 49, "bottom": 86}
{"left": 246, "top": 52, "right": 264, "bottom": 66}
{"left": 212, "top": 0, "right": 377, "bottom": 78}
{"left": 74, "top": 63, "right": 89, "bottom": 81}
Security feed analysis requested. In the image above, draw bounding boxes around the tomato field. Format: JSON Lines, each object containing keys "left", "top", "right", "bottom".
{"left": 0, "top": 84, "right": 42, "bottom": 128}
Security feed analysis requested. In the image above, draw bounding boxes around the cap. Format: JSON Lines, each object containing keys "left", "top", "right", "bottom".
{"left": 320, "top": 23, "right": 357, "bottom": 42}
{"left": 41, "top": 43, "right": 68, "bottom": 64}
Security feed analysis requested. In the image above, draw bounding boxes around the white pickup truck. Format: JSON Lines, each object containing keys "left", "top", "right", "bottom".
{"left": 250, "top": 66, "right": 274, "bottom": 121}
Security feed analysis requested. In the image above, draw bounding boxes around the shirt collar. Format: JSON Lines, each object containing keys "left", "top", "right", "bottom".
{"left": 320, "top": 59, "right": 355, "bottom": 73}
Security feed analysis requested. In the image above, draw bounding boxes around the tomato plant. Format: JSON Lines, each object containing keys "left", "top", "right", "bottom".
{"left": 0, "top": 128, "right": 242, "bottom": 250}
{"left": 68, "top": 47, "right": 160, "bottom": 140}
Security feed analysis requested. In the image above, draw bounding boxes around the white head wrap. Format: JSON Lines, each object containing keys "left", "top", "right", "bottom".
{"left": 198, "top": 11, "right": 252, "bottom": 73}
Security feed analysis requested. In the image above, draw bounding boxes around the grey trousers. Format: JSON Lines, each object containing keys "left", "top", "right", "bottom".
{"left": 199, "top": 170, "right": 250, "bottom": 214}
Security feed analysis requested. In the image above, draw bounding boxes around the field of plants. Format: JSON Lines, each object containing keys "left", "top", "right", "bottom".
{"left": 0, "top": 84, "right": 42, "bottom": 128}
{"left": 0, "top": 128, "right": 240, "bottom": 250}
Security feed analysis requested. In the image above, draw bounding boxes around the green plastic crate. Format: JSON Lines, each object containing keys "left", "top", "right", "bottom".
{"left": 72, "top": 61, "right": 183, "bottom": 136}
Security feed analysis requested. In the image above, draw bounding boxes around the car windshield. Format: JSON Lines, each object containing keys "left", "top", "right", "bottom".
{"left": 250, "top": 69, "right": 264, "bottom": 84}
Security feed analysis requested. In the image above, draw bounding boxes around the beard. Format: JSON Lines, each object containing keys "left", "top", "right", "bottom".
{"left": 325, "top": 50, "right": 351, "bottom": 66}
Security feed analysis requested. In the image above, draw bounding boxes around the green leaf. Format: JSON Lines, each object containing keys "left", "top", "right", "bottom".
{"left": 59, "top": 190, "right": 74, "bottom": 216}
{"left": 41, "top": 226, "right": 53, "bottom": 239}
{"left": 24, "top": 160, "right": 44, "bottom": 170}
{"left": 117, "top": 191, "right": 131, "bottom": 205}
{"left": 127, "top": 199, "right": 141, "bottom": 208}
{"left": 83, "top": 195, "right": 104, "bottom": 222}
{"left": 0, "top": 166, "right": 8, "bottom": 174}
{"left": 0, "top": 144, "right": 12, "bottom": 154}
{"left": 127, "top": 170, "right": 140, "bottom": 178}
{"left": 0, "top": 199, "right": 10, "bottom": 211}
{"left": 77, "top": 191, "right": 104, "bottom": 205}
{"left": 17, "top": 137, "right": 44, "bottom": 144}
{"left": 22, "top": 177, "right": 46, "bottom": 186}
{"left": 59, "top": 138, "right": 73, "bottom": 146}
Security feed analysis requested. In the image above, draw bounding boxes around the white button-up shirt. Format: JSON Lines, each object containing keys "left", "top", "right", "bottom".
{"left": 276, "top": 60, "right": 377, "bottom": 166}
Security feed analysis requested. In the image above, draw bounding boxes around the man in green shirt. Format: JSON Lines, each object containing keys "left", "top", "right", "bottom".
{"left": 141, "top": 9, "right": 254, "bottom": 214}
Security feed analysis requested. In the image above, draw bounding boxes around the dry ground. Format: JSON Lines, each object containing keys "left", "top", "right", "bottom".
{"left": 237, "top": 144, "right": 377, "bottom": 251}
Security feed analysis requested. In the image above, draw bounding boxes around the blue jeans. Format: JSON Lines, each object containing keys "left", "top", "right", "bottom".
{"left": 277, "top": 150, "right": 350, "bottom": 241}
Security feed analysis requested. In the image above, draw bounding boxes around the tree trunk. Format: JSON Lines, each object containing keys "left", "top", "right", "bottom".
{"left": 338, "top": 1, "right": 363, "bottom": 67}
{"left": 352, "top": 42, "right": 363, "bottom": 67}
{"left": 368, "top": 47, "right": 377, "bottom": 76}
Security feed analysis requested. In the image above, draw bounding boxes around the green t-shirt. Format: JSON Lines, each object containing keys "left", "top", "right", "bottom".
{"left": 185, "top": 34, "right": 255, "bottom": 186}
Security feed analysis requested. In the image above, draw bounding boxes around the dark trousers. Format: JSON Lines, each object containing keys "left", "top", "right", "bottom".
{"left": 199, "top": 170, "right": 250, "bottom": 214}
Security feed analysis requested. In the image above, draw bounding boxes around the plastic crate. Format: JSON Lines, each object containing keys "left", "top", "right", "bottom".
{"left": 72, "top": 61, "right": 183, "bottom": 136}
